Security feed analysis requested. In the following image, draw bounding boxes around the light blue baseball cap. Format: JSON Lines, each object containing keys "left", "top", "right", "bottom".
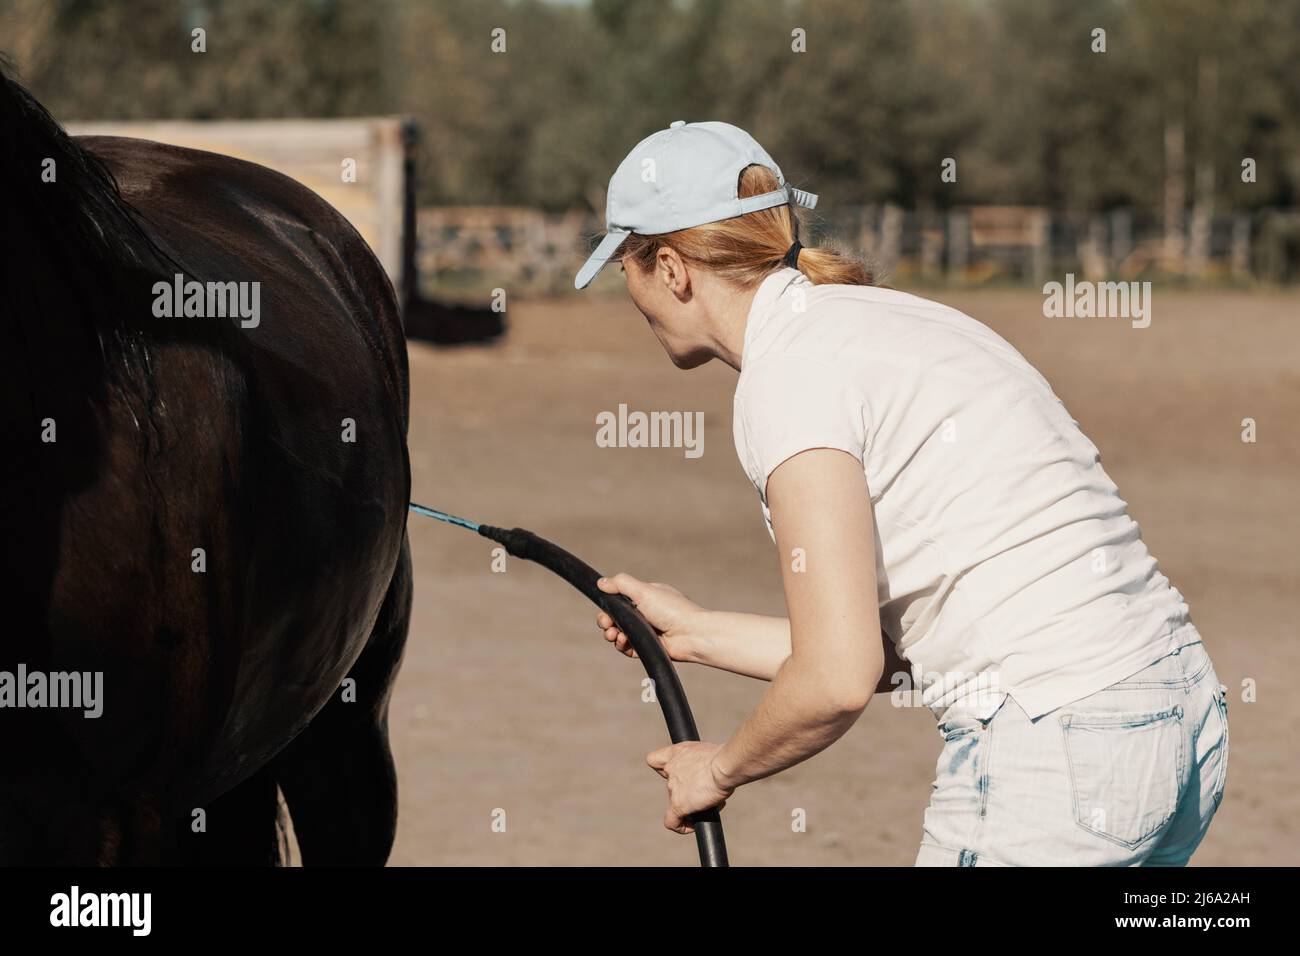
{"left": 574, "top": 120, "right": 818, "bottom": 290}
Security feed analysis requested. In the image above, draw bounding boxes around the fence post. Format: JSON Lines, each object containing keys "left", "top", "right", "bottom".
{"left": 947, "top": 210, "right": 969, "bottom": 282}
{"left": 1030, "top": 210, "right": 1051, "bottom": 285}
{"left": 1188, "top": 203, "right": 1212, "bottom": 278}
{"left": 1110, "top": 209, "right": 1133, "bottom": 270}
{"left": 1230, "top": 213, "right": 1252, "bottom": 282}
{"left": 879, "top": 204, "right": 903, "bottom": 278}
{"left": 1080, "top": 215, "right": 1108, "bottom": 279}
{"left": 920, "top": 211, "right": 943, "bottom": 282}
{"left": 1163, "top": 119, "right": 1186, "bottom": 274}
{"left": 857, "top": 205, "right": 877, "bottom": 262}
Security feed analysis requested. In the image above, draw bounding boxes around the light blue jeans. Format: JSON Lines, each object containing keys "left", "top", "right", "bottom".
{"left": 915, "top": 640, "right": 1229, "bottom": 866}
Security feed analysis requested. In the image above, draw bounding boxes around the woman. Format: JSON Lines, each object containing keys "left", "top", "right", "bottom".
{"left": 578, "top": 121, "right": 1228, "bottom": 866}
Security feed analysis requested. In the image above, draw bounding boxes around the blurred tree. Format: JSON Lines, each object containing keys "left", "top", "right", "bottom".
{"left": 2, "top": 0, "right": 391, "bottom": 119}
{"left": 0, "top": 0, "right": 1295, "bottom": 214}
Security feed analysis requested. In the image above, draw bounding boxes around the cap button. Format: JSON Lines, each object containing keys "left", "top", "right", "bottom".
{"left": 669, "top": 120, "right": 686, "bottom": 129}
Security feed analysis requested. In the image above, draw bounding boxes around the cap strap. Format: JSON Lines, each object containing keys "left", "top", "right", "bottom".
{"left": 736, "top": 184, "right": 819, "bottom": 215}
{"left": 788, "top": 187, "right": 818, "bottom": 209}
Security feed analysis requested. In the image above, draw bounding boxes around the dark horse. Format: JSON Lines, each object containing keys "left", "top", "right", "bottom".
{"left": 0, "top": 62, "right": 412, "bottom": 864}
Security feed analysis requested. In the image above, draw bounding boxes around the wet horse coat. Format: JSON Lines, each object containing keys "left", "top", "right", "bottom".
{"left": 0, "top": 64, "right": 412, "bottom": 864}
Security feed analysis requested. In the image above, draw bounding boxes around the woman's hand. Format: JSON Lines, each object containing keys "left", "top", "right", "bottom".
{"left": 646, "top": 741, "right": 734, "bottom": 834}
{"left": 595, "top": 573, "right": 705, "bottom": 663}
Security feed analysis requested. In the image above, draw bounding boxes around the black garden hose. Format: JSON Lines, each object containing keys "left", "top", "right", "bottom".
{"left": 476, "top": 524, "right": 729, "bottom": 868}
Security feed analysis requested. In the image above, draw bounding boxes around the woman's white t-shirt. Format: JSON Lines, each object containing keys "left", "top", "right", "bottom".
{"left": 732, "top": 268, "right": 1195, "bottom": 722}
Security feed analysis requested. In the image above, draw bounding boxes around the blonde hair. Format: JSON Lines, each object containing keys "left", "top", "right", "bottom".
{"left": 619, "top": 164, "right": 875, "bottom": 288}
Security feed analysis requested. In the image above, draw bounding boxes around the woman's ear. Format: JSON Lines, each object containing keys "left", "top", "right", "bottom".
{"left": 656, "top": 246, "right": 691, "bottom": 299}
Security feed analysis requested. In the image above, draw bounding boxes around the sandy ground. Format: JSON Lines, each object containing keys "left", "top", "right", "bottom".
{"left": 385, "top": 286, "right": 1299, "bottom": 866}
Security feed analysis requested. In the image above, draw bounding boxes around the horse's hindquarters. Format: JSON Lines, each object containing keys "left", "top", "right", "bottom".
{"left": 3, "top": 127, "right": 411, "bottom": 863}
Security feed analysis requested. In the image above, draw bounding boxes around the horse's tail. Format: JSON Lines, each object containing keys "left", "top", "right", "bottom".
{"left": 0, "top": 54, "right": 179, "bottom": 443}
{"left": 0, "top": 54, "right": 170, "bottom": 276}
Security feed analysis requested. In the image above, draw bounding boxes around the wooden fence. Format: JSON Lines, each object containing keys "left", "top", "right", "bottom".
{"left": 418, "top": 204, "right": 1300, "bottom": 291}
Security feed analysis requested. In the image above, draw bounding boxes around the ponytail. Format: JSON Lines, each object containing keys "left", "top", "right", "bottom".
{"left": 792, "top": 242, "right": 874, "bottom": 286}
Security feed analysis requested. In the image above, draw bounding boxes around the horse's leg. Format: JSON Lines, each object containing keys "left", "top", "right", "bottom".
{"left": 173, "top": 765, "right": 284, "bottom": 865}
{"left": 274, "top": 534, "right": 413, "bottom": 865}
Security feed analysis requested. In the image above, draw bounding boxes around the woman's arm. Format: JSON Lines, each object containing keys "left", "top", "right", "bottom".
{"left": 666, "top": 610, "right": 903, "bottom": 692}
{"left": 597, "top": 590, "right": 903, "bottom": 692}
{"left": 601, "top": 447, "right": 883, "bottom": 832}
{"left": 708, "top": 447, "right": 882, "bottom": 789}
{"left": 683, "top": 611, "right": 790, "bottom": 680}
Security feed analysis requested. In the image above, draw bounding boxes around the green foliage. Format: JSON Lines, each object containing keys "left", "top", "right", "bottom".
{"left": 3, "top": 0, "right": 1297, "bottom": 212}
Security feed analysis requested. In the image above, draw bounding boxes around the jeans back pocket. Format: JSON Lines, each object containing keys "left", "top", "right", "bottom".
{"left": 1060, "top": 705, "right": 1185, "bottom": 848}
